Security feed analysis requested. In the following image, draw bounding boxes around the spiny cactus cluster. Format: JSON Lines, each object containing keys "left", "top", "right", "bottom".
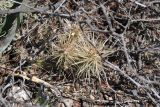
{"left": 52, "top": 20, "right": 107, "bottom": 81}
{"left": 0, "top": 0, "right": 13, "bottom": 10}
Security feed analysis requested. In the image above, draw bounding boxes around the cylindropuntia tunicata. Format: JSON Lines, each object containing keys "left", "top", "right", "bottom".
{"left": 52, "top": 20, "right": 107, "bottom": 82}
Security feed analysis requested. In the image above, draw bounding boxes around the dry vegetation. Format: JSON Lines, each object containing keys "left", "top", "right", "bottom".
{"left": 0, "top": 0, "right": 160, "bottom": 107}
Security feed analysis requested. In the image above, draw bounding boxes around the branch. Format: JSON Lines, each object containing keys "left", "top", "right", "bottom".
{"left": 0, "top": 1, "right": 74, "bottom": 19}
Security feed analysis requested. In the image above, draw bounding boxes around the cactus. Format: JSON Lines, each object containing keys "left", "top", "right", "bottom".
{"left": 52, "top": 20, "right": 107, "bottom": 82}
